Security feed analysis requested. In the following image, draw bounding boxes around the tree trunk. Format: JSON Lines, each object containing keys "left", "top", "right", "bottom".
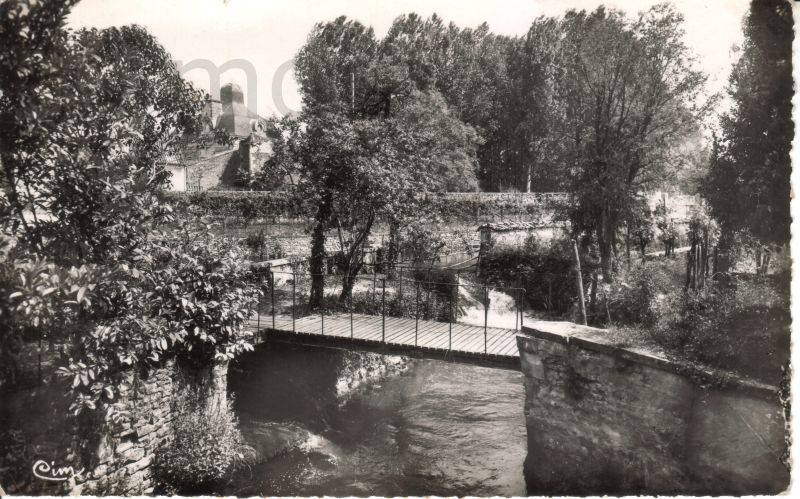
{"left": 385, "top": 219, "right": 400, "bottom": 279}
{"left": 589, "top": 271, "right": 598, "bottom": 323}
{"left": 685, "top": 240, "right": 695, "bottom": 291}
{"left": 625, "top": 225, "right": 631, "bottom": 264}
{"left": 761, "top": 246, "right": 772, "bottom": 275}
{"left": 308, "top": 200, "right": 331, "bottom": 311}
{"left": 339, "top": 267, "right": 359, "bottom": 302}
{"left": 714, "top": 230, "right": 734, "bottom": 275}
{"left": 526, "top": 163, "right": 532, "bottom": 193}
{"left": 337, "top": 216, "right": 374, "bottom": 303}
{"left": 598, "top": 205, "right": 616, "bottom": 282}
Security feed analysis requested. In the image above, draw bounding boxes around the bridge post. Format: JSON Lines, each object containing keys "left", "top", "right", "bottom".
{"left": 381, "top": 277, "right": 386, "bottom": 343}
{"left": 270, "top": 270, "right": 275, "bottom": 330}
{"left": 398, "top": 266, "right": 403, "bottom": 299}
{"left": 415, "top": 281, "right": 420, "bottom": 346}
{"left": 484, "top": 286, "right": 489, "bottom": 354}
{"left": 449, "top": 285, "right": 453, "bottom": 351}
{"left": 292, "top": 270, "right": 296, "bottom": 333}
{"left": 372, "top": 259, "right": 377, "bottom": 305}
{"left": 349, "top": 295, "right": 354, "bottom": 338}
{"left": 320, "top": 286, "right": 324, "bottom": 336}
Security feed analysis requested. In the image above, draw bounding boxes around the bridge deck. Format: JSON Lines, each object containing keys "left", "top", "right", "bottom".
{"left": 246, "top": 313, "right": 520, "bottom": 360}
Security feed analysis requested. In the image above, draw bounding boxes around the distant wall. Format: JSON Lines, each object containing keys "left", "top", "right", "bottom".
{"left": 488, "top": 228, "right": 562, "bottom": 248}
{"left": 516, "top": 324, "right": 789, "bottom": 495}
{"left": 185, "top": 150, "right": 239, "bottom": 192}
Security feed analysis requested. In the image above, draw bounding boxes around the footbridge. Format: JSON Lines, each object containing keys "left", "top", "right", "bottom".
{"left": 244, "top": 265, "right": 526, "bottom": 368}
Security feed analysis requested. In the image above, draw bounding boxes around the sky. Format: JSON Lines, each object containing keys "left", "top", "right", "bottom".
{"left": 67, "top": 0, "right": 750, "bottom": 119}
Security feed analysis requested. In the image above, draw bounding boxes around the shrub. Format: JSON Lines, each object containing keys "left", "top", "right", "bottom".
{"left": 242, "top": 231, "right": 268, "bottom": 260}
{"left": 650, "top": 274, "right": 790, "bottom": 385}
{"left": 162, "top": 191, "right": 569, "bottom": 224}
{"left": 602, "top": 263, "right": 660, "bottom": 327}
{"left": 153, "top": 390, "right": 254, "bottom": 494}
{"left": 480, "top": 235, "right": 575, "bottom": 315}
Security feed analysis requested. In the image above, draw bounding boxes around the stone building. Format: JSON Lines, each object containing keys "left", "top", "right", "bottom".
{"left": 164, "top": 83, "right": 271, "bottom": 191}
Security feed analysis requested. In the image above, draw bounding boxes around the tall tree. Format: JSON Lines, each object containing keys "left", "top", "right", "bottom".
{"left": 501, "top": 17, "right": 564, "bottom": 192}
{"left": 702, "top": 0, "right": 793, "bottom": 268}
{"left": 557, "top": 5, "right": 707, "bottom": 280}
{"left": 381, "top": 14, "right": 510, "bottom": 190}
{"left": 294, "top": 16, "right": 378, "bottom": 116}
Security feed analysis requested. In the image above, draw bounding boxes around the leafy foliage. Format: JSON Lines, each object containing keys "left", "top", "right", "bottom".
{"left": 153, "top": 390, "right": 254, "bottom": 494}
{"left": 0, "top": 3, "right": 205, "bottom": 263}
{"left": 51, "top": 227, "right": 260, "bottom": 416}
{"left": 164, "top": 190, "right": 567, "bottom": 224}
{"left": 625, "top": 201, "right": 656, "bottom": 256}
{"left": 0, "top": 2, "right": 259, "bottom": 421}
{"left": 397, "top": 221, "right": 447, "bottom": 265}
{"left": 559, "top": 5, "right": 708, "bottom": 280}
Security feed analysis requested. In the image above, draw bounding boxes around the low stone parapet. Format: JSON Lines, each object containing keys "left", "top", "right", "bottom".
{"left": 517, "top": 322, "right": 788, "bottom": 495}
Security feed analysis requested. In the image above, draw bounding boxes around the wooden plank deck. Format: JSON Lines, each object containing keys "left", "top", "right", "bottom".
{"left": 245, "top": 312, "right": 520, "bottom": 360}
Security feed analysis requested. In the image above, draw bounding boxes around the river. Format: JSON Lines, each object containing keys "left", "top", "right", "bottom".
{"left": 226, "top": 341, "right": 528, "bottom": 497}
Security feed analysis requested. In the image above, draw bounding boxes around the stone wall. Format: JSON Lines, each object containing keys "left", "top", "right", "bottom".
{"left": 516, "top": 322, "right": 789, "bottom": 495}
{"left": 73, "top": 361, "right": 178, "bottom": 495}
{"left": 71, "top": 359, "right": 229, "bottom": 495}
{"left": 185, "top": 149, "right": 240, "bottom": 192}
{"left": 0, "top": 358, "right": 229, "bottom": 495}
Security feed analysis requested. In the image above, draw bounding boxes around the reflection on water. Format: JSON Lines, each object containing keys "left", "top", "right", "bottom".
{"left": 227, "top": 342, "right": 527, "bottom": 497}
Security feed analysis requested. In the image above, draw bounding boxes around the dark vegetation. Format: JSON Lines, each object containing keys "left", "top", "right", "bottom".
{"left": 480, "top": 236, "right": 576, "bottom": 316}
{"left": 481, "top": 235, "right": 789, "bottom": 385}
{"left": 1, "top": 1, "right": 260, "bottom": 492}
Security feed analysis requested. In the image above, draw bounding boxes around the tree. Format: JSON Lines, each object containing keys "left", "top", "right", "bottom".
{"left": 271, "top": 103, "right": 465, "bottom": 307}
{"left": 1, "top": 1, "right": 259, "bottom": 416}
{"left": 654, "top": 202, "right": 679, "bottom": 257}
{"left": 557, "top": 5, "right": 707, "bottom": 280}
{"left": 294, "top": 16, "right": 378, "bottom": 116}
{"left": 0, "top": 4, "right": 205, "bottom": 264}
{"left": 501, "top": 17, "right": 565, "bottom": 192}
{"left": 701, "top": 0, "right": 792, "bottom": 272}
{"left": 381, "top": 14, "right": 511, "bottom": 190}
{"left": 288, "top": 16, "right": 485, "bottom": 307}
{"left": 625, "top": 201, "right": 655, "bottom": 257}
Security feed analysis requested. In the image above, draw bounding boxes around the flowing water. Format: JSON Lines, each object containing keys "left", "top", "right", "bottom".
{"left": 226, "top": 341, "right": 528, "bottom": 497}
{"left": 458, "top": 281, "right": 524, "bottom": 330}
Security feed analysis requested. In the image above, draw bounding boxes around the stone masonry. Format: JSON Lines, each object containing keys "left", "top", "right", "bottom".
{"left": 516, "top": 322, "right": 789, "bottom": 495}
{"left": 69, "top": 359, "right": 228, "bottom": 495}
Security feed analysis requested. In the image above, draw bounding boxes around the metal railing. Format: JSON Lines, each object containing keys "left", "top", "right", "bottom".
{"left": 252, "top": 266, "right": 525, "bottom": 355}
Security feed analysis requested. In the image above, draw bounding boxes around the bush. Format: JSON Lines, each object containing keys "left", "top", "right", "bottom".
{"left": 480, "top": 235, "right": 575, "bottom": 315}
{"left": 153, "top": 390, "right": 254, "bottom": 494}
{"left": 652, "top": 274, "right": 790, "bottom": 384}
{"left": 162, "top": 191, "right": 569, "bottom": 224}
{"left": 602, "top": 263, "right": 664, "bottom": 327}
